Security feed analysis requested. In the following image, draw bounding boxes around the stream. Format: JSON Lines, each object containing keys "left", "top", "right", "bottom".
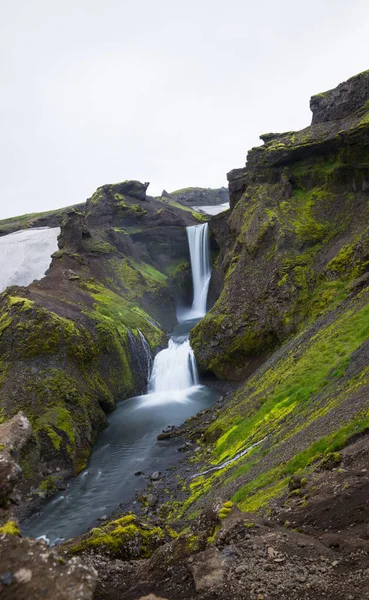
{"left": 22, "top": 222, "right": 219, "bottom": 545}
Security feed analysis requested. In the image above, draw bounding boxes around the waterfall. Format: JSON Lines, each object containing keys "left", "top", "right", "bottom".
{"left": 148, "top": 339, "right": 198, "bottom": 393}
{"left": 145, "top": 222, "right": 211, "bottom": 399}
{"left": 186, "top": 223, "right": 211, "bottom": 319}
{"left": 138, "top": 330, "right": 153, "bottom": 386}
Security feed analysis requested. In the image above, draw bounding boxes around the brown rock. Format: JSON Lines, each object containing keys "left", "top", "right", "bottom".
{"left": 189, "top": 547, "right": 226, "bottom": 592}
{"left": 0, "top": 535, "right": 97, "bottom": 600}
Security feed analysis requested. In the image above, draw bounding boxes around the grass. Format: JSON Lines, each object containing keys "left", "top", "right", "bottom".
{"left": 213, "top": 298, "right": 369, "bottom": 463}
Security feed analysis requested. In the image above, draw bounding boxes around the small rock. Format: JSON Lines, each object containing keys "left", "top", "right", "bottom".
{"left": 146, "top": 494, "right": 158, "bottom": 507}
{"left": 150, "top": 471, "right": 161, "bottom": 481}
{"left": 234, "top": 565, "right": 247, "bottom": 574}
{"left": 135, "top": 471, "right": 143, "bottom": 476}
{"left": 14, "top": 568, "right": 33, "bottom": 584}
{"left": 0, "top": 572, "right": 13, "bottom": 585}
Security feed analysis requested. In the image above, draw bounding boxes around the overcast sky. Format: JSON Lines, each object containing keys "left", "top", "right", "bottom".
{"left": 1, "top": 0, "right": 369, "bottom": 219}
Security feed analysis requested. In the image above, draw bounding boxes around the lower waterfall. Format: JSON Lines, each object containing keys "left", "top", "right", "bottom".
{"left": 22, "top": 221, "right": 217, "bottom": 545}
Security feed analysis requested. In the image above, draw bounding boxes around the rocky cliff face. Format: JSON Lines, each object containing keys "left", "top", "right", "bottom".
{"left": 191, "top": 70, "right": 369, "bottom": 380}
{"left": 0, "top": 180, "right": 205, "bottom": 503}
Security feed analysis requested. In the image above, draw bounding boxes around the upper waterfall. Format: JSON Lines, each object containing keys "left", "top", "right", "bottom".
{"left": 185, "top": 222, "right": 211, "bottom": 319}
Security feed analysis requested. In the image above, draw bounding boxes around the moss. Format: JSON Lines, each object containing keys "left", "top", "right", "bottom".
{"left": 212, "top": 298, "right": 369, "bottom": 463}
{"left": 39, "top": 476, "right": 58, "bottom": 495}
{"left": 0, "top": 521, "right": 21, "bottom": 536}
{"left": 81, "top": 278, "right": 164, "bottom": 351}
{"left": 68, "top": 514, "right": 166, "bottom": 559}
{"left": 207, "top": 525, "right": 220, "bottom": 544}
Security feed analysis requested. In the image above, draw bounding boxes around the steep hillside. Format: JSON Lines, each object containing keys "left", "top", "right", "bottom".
{"left": 0, "top": 180, "right": 205, "bottom": 499}
{"left": 191, "top": 69, "right": 369, "bottom": 380}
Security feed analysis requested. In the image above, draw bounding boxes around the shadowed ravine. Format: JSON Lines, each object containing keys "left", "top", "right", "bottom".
{"left": 22, "top": 223, "right": 218, "bottom": 544}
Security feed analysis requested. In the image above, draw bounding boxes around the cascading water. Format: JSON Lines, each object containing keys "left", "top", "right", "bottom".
{"left": 185, "top": 223, "right": 211, "bottom": 319}
{"left": 22, "top": 219, "right": 218, "bottom": 545}
{"left": 148, "top": 339, "right": 198, "bottom": 393}
{"left": 147, "top": 222, "right": 211, "bottom": 399}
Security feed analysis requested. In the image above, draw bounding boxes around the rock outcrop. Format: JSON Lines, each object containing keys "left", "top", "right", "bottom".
{"left": 191, "top": 69, "right": 369, "bottom": 380}
{"left": 0, "top": 180, "right": 205, "bottom": 503}
{"left": 0, "top": 412, "right": 97, "bottom": 600}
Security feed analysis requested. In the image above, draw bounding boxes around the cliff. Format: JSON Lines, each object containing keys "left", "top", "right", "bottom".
{"left": 191, "top": 69, "right": 369, "bottom": 380}
{"left": 0, "top": 180, "right": 205, "bottom": 501}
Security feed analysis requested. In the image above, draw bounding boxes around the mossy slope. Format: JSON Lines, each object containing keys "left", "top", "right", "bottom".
{"left": 191, "top": 72, "right": 369, "bottom": 380}
{"left": 0, "top": 180, "right": 206, "bottom": 496}
{"left": 169, "top": 72, "right": 369, "bottom": 522}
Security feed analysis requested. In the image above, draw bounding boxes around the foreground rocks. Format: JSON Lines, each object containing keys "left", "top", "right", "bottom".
{"left": 0, "top": 413, "right": 97, "bottom": 600}
{"left": 76, "top": 507, "right": 369, "bottom": 599}
{"left": 0, "top": 535, "right": 97, "bottom": 600}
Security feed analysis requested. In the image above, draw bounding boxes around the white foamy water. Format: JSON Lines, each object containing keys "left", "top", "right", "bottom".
{"left": 0, "top": 227, "right": 59, "bottom": 293}
{"left": 179, "top": 223, "right": 211, "bottom": 321}
{"left": 148, "top": 338, "right": 198, "bottom": 393}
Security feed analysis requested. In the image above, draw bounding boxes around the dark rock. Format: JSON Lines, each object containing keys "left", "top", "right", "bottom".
{"left": 0, "top": 572, "right": 13, "bottom": 585}
{"left": 310, "top": 70, "right": 369, "bottom": 124}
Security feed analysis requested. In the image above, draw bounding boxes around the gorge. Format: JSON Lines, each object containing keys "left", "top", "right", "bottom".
{"left": 22, "top": 223, "right": 219, "bottom": 545}
{"left": 1, "top": 72, "right": 369, "bottom": 600}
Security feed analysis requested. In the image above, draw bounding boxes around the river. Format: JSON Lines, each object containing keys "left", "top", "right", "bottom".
{"left": 22, "top": 223, "right": 218, "bottom": 544}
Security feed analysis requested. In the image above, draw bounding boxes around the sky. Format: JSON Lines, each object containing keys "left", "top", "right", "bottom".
{"left": 1, "top": 0, "right": 369, "bottom": 219}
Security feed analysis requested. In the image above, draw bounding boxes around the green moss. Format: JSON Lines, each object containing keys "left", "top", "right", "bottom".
{"left": 0, "top": 521, "right": 21, "bottom": 536}
{"left": 39, "top": 476, "right": 58, "bottom": 495}
{"left": 218, "top": 507, "right": 231, "bottom": 519}
{"left": 81, "top": 279, "right": 164, "bottom": 351}
{"left": 69, "top": 514, "right": 166, "bottom": 558}
{"left": 212, "top": 298, "right": 369, "bottom": 463}
{"left": 232, "top": 412, "right": 369, "bottom": 510}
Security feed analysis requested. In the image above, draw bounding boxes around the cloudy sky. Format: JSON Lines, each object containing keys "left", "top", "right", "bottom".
{"left": 1, "top": 0, "right": 369, "bottom": 219}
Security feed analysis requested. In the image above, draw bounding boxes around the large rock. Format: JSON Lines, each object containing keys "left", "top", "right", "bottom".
{"left": 0, "top": 412, "right": 32, "bottom": 516}
{"left": 0, "top": 535, "right": 97, "bottom": 600}
{"left": 310, "top": 69, "right": 369, "bottom": 124}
